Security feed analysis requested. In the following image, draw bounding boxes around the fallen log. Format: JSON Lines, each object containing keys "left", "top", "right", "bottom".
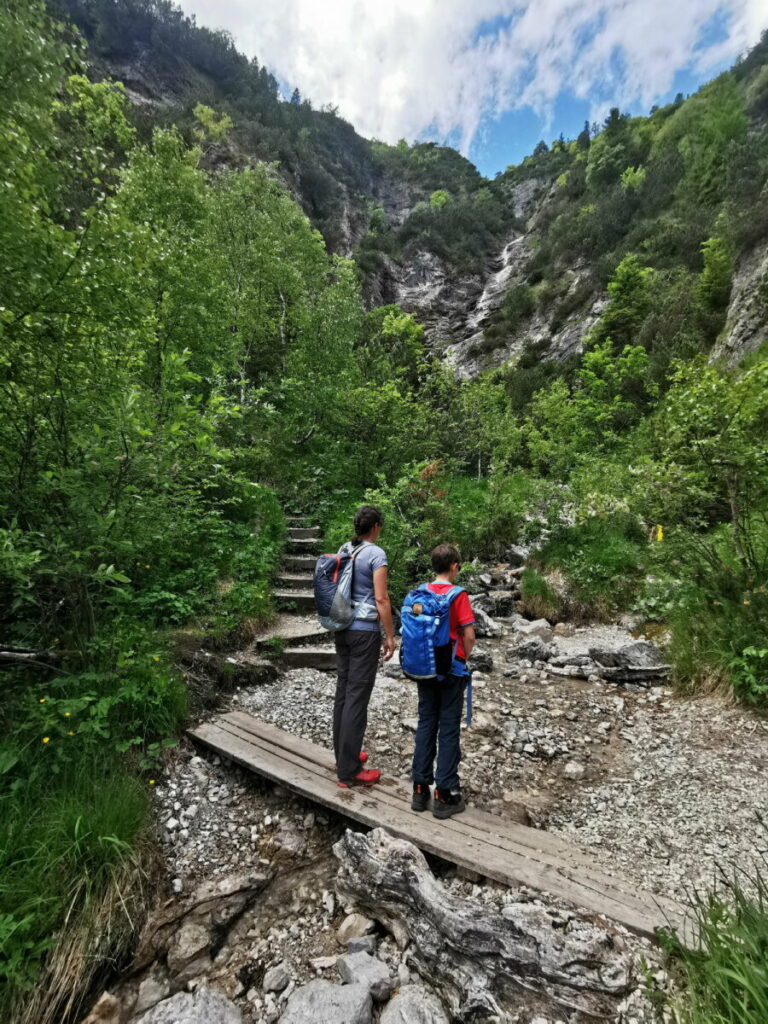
{"left": 334, "top": 828, "right": 633, "bottom": 1021}
{"left": 0, "top": 646, "right": 71, "bottom": 671}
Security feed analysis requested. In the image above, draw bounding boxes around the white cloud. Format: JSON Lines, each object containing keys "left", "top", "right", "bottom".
{"left": 177, "top": 0, "right": 768, "bottom": 153}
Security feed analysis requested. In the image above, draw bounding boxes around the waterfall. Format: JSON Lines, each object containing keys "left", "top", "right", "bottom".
{"left": 465, "top": 235, "right": 526, "bottom": 333}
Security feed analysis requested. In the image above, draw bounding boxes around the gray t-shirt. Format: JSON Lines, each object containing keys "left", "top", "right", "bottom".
{"left": 348, "top": 541, "right": 388, "bottom": 631}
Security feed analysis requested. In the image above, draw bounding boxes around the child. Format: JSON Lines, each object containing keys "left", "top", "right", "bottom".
{"left": 411, "top": 544, "right": 476, "bottom": 818}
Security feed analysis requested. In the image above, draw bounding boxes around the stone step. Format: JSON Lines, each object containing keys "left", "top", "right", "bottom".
{"left": 282, "top": 646, "right": 336, "bottom": 671}
{"left": 288, "top": 537, "right": 319, "bottom": 554}
{"left": 288, "top": 526, "right": 321, "bottom": 540}
{"left": 283, "top": 554, "right": 316, "bottom": 572}
{"left": 275, "top": 589, "right": 316, "bottom": 613}
{"left": 254, "top": 615, "right": 327, "bottom": 649}
{"left": 277, "top": 573, "right": 314, "bottom": 590}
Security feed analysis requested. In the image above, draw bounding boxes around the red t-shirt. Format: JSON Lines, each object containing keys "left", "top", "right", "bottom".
{"left": 426, "top": 583, "right": 475, "bottom": 660}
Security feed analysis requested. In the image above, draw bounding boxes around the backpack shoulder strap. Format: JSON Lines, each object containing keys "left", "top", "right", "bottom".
{"left": 445, "top": 585, "right": 464, "bottom": 603}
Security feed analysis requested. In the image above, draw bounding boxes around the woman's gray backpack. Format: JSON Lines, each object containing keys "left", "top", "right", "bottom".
{"left": 313, "top": 542, "right": 376, "bottom": 631}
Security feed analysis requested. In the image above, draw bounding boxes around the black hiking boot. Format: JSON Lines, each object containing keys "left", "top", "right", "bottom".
{"left": 411, "top": 783, "right": 430, "bottom": 812}
{"left": 433, "top": 788, "right": 466, "bottom": 819}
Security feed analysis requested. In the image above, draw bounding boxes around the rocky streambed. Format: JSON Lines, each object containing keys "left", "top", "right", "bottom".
{"left": 82, "top": 607, "right": 768, "bottom": 1024}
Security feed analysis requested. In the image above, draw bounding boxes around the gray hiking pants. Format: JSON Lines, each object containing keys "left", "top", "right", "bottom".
{"left": 333, "top": 629, "right": 381, "bottom": 782}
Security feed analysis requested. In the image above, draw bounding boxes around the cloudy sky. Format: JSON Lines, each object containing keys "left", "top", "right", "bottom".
{"left": 177, "top": 0, "right": 768, "bottom": 176}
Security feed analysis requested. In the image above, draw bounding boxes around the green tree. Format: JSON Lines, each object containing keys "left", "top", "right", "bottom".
{"left": 526, "top": 343, "right": 655, "bottom": 475}
{"left": 589, "top": 255, "right": 655, "bottom": 350}
{"left": 699, "top": 235, "right": 733, "bottom": 310}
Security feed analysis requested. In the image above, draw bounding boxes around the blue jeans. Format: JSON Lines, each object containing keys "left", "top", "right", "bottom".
{"left": 412, "top": 675, "right": 465, "bottom": 792}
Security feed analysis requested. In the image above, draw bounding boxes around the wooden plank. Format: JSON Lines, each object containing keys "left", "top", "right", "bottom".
{"left": 216, "top": 713, "right": 686, "bottom": 935}
{"left": 222, "top": 711, "right": 683, "bottom": 919}
{"left": 190, "top": 715, "right": 688, "bottom": 938}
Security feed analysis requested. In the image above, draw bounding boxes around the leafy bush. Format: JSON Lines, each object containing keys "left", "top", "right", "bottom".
{"left": 485, "top": 283, "right": 535, "bottom": 342}
{"left": 532, "top": 516, "right": 646, "bottom": 619}
{"left": 666, "top": 526, "right": 768, "bottom": 702}
{"left": 519, "top": 568, "right": 562, "bottom": 621}
{"left": 325, "top": 466, "right": 543, "bottom": 603}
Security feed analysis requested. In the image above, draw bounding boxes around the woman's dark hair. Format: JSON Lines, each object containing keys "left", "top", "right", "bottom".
{"left": 352, "top": 505, "right": 383, "bottom": 544}
{"left": 431, "top": 544, "right": 461, "bottom": 574}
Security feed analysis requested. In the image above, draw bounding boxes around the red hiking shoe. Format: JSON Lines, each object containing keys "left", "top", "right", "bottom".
{"left": 337, "top": 768, "right": 381, "bottom": 788}
{"left": 332, "top": 751, "right": 368, "bottom": 771}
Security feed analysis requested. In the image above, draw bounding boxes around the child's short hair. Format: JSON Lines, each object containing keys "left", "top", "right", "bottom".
{"left": 431, "top": 544, "right": 461, "bottom": 574}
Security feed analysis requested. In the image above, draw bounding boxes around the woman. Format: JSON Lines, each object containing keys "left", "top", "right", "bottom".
{"left": 333, "top": 505, "right": 396, "bottom": 787}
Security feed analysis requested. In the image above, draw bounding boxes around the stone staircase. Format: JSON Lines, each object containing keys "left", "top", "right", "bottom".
{"left": 257, "top": 516, "right": 336, "bottom": 671}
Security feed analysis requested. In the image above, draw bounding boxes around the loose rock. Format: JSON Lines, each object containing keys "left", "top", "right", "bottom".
{"left": 347, "top": 935, "right": 377, "bottom": 955}
{"left": 134, "top": 986, "right": 241, "bottom": 1024}
{"left": 278, "top": 980, "right": 371, "bottom": 1024}
{"left": 336, "top": 950, "right": 392, "bottom": 1002}
{"left": 264, "top": 962, "right": 291, "bottom": 993}
{"left": 336, "top": 913, "right": 375, "bottom": 945}
{"left": 380, "top": 986, "right": 449, "bottom": 1024}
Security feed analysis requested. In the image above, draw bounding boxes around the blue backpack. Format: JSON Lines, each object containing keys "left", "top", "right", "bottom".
{"left": 400, "top": 584, "right": 470, "bottom": 682}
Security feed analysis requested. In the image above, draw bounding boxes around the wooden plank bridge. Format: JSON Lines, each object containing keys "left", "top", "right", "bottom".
{"left": 189, "top": 710, "right": 689, "bottom": 941}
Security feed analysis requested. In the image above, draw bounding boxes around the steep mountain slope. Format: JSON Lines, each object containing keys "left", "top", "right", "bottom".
{"left": 56, "top": 0, "right": 768, "bottom": 379}
{"left": 361, "top": 53, "right": 768, "bottom": 376}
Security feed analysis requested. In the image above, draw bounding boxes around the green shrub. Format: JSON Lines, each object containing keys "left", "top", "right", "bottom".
{"left": 533, "top": 515, "right": 646, "bottom": 619}
{"left": 325, "top": 467, "right": 544, "bottom": 603}
{"left": 485, "top": 283, "right": 535, "bottom": 341}
{"left": 519, "top": 568, "right": 561, "bottom": 620}
{"left": 667, "top": 556, "right": 768, "bottom": 702}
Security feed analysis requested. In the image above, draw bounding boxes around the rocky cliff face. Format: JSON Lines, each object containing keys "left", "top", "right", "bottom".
{"left": 371, "top": 176, "right": 605, "bottom": 378}
{"left": 712, "top": 238, "right": 768, "bottom": 364}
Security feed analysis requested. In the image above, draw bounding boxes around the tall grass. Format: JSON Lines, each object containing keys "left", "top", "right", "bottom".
{"left": 0, "top": 756, "right": 150, "bottom": 1022}
{"left": 664, "top": 847, "right": 768, "bottom": 1024}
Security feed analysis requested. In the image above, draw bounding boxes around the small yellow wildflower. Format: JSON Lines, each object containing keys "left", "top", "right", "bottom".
{"left": 654, "top": 525, "right": 664, "bottom": 542}
{"left": 67, "top": 731, "right": 74, "bottom": 736}
{"left": 39, "top": 698, "right": 46, "bottom": 703}
{"left": 64, "top": 712, "right": 71, "bottom": 717}
{"left": 149, "top": 779, "right": 156, "bottom": 786}
{"left": 153, "top": 656, "right": 160, "bottom": 662}
{"left": 42, "top": 737, "right": 50, "bottom": 743}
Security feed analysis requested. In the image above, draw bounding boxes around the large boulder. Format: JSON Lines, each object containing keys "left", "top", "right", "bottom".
{"left": 508, "top": 638, "right": 554, "bottom": 663}
{"left": 279, "top": 980, "right": 372, "bottom": 1024}
{"left": 589, "top": 641, "right": 670, "bottom": 685}
{"left": 472, "top": 607, "right": 503, "bottom": 638}
{"left": 514, "top": 618, "right": 554, "bottom": 641}
{"left": 467, "top": 647, "right": 493, "bottom": 673}
{"left": 135, "top": 987, "right": 240, "bottom": 1024}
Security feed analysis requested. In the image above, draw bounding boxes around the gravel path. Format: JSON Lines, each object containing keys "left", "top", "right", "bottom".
{"left": 145, "top": 620, "right": 768, "bottom": 1023}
